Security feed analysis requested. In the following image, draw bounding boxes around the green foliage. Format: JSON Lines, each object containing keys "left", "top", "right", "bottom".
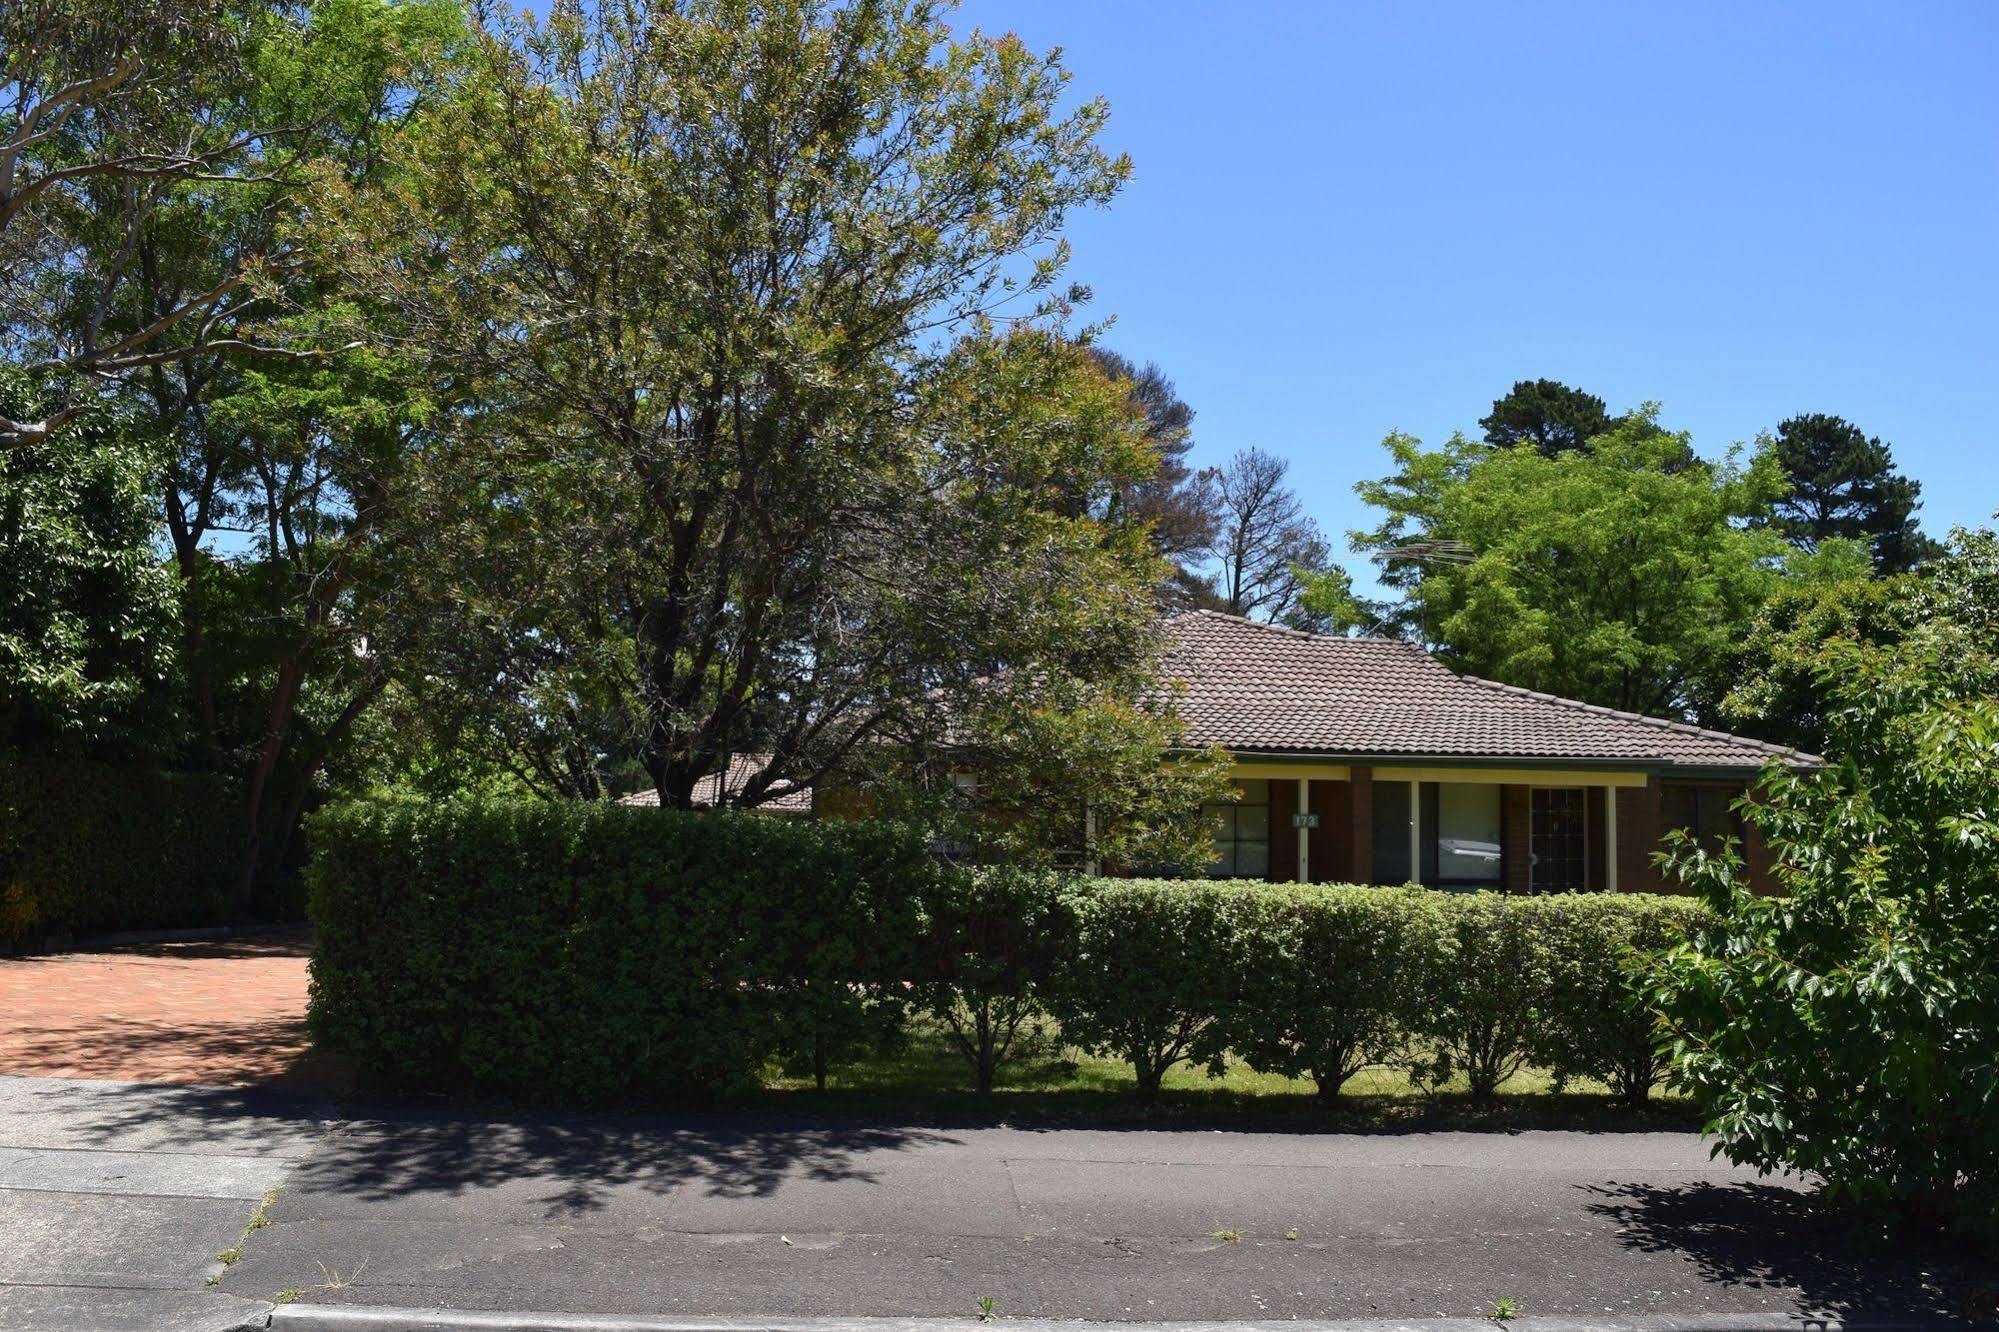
{"left": 0, "top": 757, "right": 239, "bottom": 947}
{"left": 1478, "top": 379, "right": 1614, "bottom": 457}
{"left": 1531, "top": 892, "right": 1709, "bottom": 1105}
{"left": 1654, "top": 524, "right": 1999, "bottom": 1244}
{"left": 305, "top": 0, "right": 1145, "bottom": 812}
{"left": 1047, "top": 879, "right": 1254, "bottom": 1102}
{"left": 0, "top": 372, "right": 176, "bottom": 754}
{"left": 1354, "top": 412, "right": 1788, "bottom": 719}
{"left": 1405, "top": 893, "right": 1552, "bottom": 1105}
{"left": 1764, "top": 413, "right": 1936, "bottom": 574}
{"left": 305, "top": 798, "right": 941, "bottom": 1103}
{"left": 1225, "top": 885, "right": 1445, "bottom": 1099}
{"left": 915, "top": 865, "right": 1075, "bottom": 1094}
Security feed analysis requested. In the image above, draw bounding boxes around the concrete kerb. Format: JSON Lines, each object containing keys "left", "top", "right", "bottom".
{"left": 256, "top": 1308, "right": 1973, "bottom": 1332}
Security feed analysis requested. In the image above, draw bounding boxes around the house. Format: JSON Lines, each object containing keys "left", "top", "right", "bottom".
{"left": 618, "top": 753, "right": 814, "bottom": 815}
{"left": 1162, "top": 610, "right": 1813, "bottom": 894}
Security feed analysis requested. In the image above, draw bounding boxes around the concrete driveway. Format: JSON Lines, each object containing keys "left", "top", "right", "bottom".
{"left": 218, "top": 1114, "right": 1983, "bottom": 1325}
{"left": 0, "top": 1074, "right": 333, "bottom": 1331}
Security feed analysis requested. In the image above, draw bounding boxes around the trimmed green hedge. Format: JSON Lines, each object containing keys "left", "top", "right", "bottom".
{"left": 305, "top": 797, "right": 1712, "bottom": 1105}
{"left": 306, "top": 798, "right": 939, "bottom": 1102}
{"left": 0, "top": 758, "right": 240, "bottom": 948}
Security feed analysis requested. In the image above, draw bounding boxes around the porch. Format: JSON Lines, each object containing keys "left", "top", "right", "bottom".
{"left": 1204, "top": 762, "right": 1768, "bottom": 894}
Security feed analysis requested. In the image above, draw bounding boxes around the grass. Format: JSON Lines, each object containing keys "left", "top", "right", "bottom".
{"left": 745, "top": 1013, "right": 1698, "bottom": 1131}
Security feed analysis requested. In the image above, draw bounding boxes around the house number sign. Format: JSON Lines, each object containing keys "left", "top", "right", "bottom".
{"left": 1290, "top": 812, "right": 1321, "bottom": 829}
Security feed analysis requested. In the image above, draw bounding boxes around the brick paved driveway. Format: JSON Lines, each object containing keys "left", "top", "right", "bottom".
{"left": 0, "top": 929, "right": 350, "bottom": 1092}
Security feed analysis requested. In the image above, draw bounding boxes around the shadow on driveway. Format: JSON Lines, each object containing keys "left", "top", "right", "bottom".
{"left": 1584, "top": 1179, "right": 1998, "bottom": 1321}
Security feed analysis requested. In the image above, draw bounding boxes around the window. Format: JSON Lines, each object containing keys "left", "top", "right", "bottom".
{"left": 1432, "top": 783, "right": 1503, "bottom": 884}
{"left": 1661, "top": 784, "right": 1737, "bottom": 853}
{"left": 1531, "top": 787, "right": 1588, "bottom": 892}
{"left": 1204, "top": 779, "right": 1271, "bottom": 879}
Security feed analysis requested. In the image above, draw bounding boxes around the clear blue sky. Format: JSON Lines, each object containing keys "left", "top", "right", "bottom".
{"left": 954, "top": 0, "right": 1999, "bottom": 584}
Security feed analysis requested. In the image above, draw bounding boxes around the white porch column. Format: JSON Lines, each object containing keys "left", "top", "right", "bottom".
{"left": 1297, "top": 777, "right": 1311, "bottom": 884}
{"left": 1408, "top": 779, "right": 1422, "bottom": 886}
{"left": 1603, "top": 783, "right": 1619, "bottom": 893}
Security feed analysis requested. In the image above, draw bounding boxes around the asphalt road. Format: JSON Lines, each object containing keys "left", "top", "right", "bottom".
{"left": 215, "top": 1110, "right": 1982, "bottom": 1325}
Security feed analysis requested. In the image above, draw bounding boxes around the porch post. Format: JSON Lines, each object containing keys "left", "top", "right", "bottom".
{"left": 1408, "top": 780, "right": 1422, "bottom": 887}
{"left": 1603, "top": 784, "right": 1618, "bottom": 893}
{"left": 1297, "top": 777, "right": 1311, "bottom": 884}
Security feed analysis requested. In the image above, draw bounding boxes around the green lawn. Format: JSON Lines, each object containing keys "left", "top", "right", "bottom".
{"left": 747, "top": 1015, "right": 1700, "bottom": 1132}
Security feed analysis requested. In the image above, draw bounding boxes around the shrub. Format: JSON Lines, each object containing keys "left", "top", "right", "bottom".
{"left": 1226, "top": 885, "right": 1442, "bottom": 1099}
{"left": 305, "top": 798, "right": 938, "bottom": 1103}
{"left": 1533, "top": 893, "right": 1710, "bottom": 1105}
{"left": 915, "top": 864, "right": 1074, "bottom": 1094}
{"left": 0, "top": 758, "right": 240, "bottom": 948}
{"left": 1047, "top": 879, "right": 1251, "bottom": 1102}
{"left": 1653, "top": 538, "right": 1999, "bottom": 1245}
{"left": 1405, "top": 891, "right": 1552, "bottom": 1105}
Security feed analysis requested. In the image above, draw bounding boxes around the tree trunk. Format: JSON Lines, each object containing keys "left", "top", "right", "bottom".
{"left": 233, "top": 656, "right": 307, "bottom": 913}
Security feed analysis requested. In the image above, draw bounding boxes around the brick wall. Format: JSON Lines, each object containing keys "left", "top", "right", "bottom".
{"left": 1501, "top": 784, "right": 1531, "bottom": 894}
{"left": 1349, "top": 766, "right": 1373, "bottom": 883}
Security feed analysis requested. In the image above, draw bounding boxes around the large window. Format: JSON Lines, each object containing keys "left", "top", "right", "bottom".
{"left": 1661, "top": 783, "right": 1737, "bottom": 853}
{"left": 1205, "top": 779, "right": 1271, "bottom": 879}
{"left": 1431, "top": 783, "right": 1503, "bottom": 884}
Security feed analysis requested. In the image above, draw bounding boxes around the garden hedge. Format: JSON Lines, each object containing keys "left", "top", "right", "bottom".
{"left": 305, "top": 797, "right": 1713, "bottom": 1105}
{"left": 0, "top": 758, "right": 241, "bottom": 949}
{"left": 305, "top": 798, "right": 940, "bottom": 1102}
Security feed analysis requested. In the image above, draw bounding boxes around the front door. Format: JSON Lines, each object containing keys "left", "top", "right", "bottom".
{"left": 1530, "top": 787, "right": 1587, "bottom": 893}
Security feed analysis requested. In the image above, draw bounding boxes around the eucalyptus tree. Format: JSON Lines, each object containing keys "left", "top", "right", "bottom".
{"left": 0, "top": 0, "right": 376, "bottom": 449}
{"left": 315, "top": 0, "right": 1151, "bottom": 808}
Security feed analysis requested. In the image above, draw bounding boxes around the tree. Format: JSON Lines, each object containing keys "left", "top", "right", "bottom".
{"left": 0, "top": 0, "right": 362, "bottom": 450}
{"left": 1196, "top": 446, "right": 1334, "bottom": 627}
{"left": 1085, "top": 348, "right": 1216, "bottom": 566}
{"left": 1653, "top": 523, "right": 1999, "bottom": 1246}
{"left": 1353, "top": 412, "right": 1788, "bottom": 719}
{"left": 305, "top": 0, "right": 1140, "bottom": 813}
{"left": 1723, "top": 539, "right": 1910, "bottom": 753}
{"left": 1766, "top": 413, "right": 1936, "bottom": 573}
{"left": 1478, "top": 378, "right": 1613, "bottom": 457}
{"left": 0, "top": 367, "right": 176, "bottom": 753}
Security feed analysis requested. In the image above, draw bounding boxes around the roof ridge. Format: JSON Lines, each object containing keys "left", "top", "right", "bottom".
{"left": 1169, "top": 607, "right": 1409, "bottom": 646}
{"left": 1457, "top": 674, "right": 1819, "bottom": 762}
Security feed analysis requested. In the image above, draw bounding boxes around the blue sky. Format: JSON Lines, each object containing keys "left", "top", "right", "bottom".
{"left": 953, "top": 0, "right": 1999, "bottom": 585}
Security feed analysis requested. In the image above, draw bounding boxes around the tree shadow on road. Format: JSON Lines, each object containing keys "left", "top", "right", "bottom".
{"left": 304, "top": 1110, "right": 959, "bottom": 1215}
{"left": 1583, "top": 1179, "right": 1997, "bottom": 1321}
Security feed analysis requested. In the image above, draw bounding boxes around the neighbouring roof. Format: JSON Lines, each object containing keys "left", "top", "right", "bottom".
{"left": 1159, "top": 610, "right": 1816, "bottom": 772}
{"left": 618, "top": 752, "right": 814, "bottom": 813}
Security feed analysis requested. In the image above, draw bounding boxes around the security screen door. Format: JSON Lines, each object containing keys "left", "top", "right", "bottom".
{"left": 1530, "top": 787, "right": 1587, "bottom": 892}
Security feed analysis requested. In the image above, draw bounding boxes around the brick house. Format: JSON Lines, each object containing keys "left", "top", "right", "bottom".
{"left": 1163, "top": 611, "right": 1814, "bottom": 894}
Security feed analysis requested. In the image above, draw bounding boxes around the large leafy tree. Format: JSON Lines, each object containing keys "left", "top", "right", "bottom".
{"left": 0, "top": 0, "right": 370, "bottom": 450}
{"left": 306, "top": 0, "right": 1142, "bottom": 810}
{"left": 1654, "top": 523, "right": 1999, "bottom": 1246}
{"left": 1354, "top": 413, "right": 1788, "bottom": 719}
{"left": 27, "top": 0, "right": 469, "bottom": 902}
{"left": 1765, "top": 412, "right": 1936, "bottom": 574}
{"left": 1478, "top": 378, "right": 1613, "bottom": 457}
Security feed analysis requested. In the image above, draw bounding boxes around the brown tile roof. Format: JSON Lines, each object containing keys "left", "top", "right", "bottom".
{"left": 617, "top": 753, "right": 814, "bottom": 813}
{"left": 1159, "top": 610, "right": 1815, "bottom": 771}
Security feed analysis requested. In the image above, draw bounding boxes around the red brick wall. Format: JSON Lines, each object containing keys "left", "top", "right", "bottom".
{"left": 1614, "top": 777, "right": 1784, "bottom": 896}
{"left": 1502, "top": 784, "right": 1531, "bottom": 894}
{"left": 1349, "top": 766, "right": 1374, "bottom": 883}
{"left": 1311, "top": 779, "right": 1350, "bottom": 884}
{"left": 1269, "top": 779, "right": 1299, "bottom": 882}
